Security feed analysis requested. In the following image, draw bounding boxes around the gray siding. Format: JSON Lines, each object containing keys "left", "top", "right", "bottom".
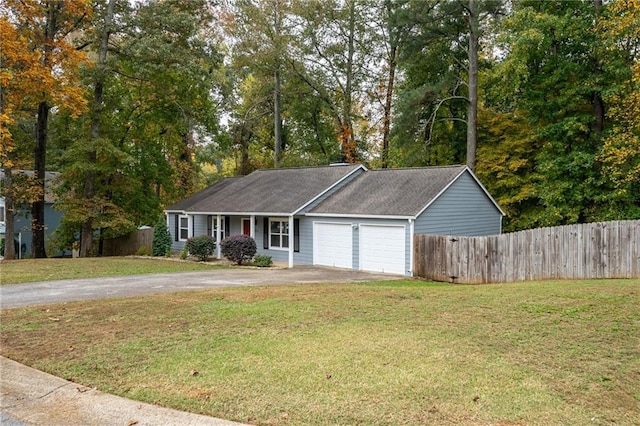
{"left": 414, "top": 171, "right": 502, "bottom": 236}
{"left": 7, "top": 204, "right": 62, "bottom": 257}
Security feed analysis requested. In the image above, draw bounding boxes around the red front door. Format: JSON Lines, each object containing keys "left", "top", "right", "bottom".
{"left": 242, "top": 218, "right": 251, "bottom": 236}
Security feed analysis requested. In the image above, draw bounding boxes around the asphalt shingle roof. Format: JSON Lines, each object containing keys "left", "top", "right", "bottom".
{"left": 166, "top": 177, "right": 240, "bottom": 211}
{"left": 309, "top": 165, "right": 467, "bottom": 217}
{"left": 171, "top": 164, "right": 363, "bottom": 214}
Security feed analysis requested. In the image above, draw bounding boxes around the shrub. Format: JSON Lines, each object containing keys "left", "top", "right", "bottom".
{"left": 221, "top": 234, "right": 256, "bottom": 265}
{"left": 152, "top": 217, "right": 173, "bottom": 257}
{"left": 179, "top": 244, "right": 188, "bottom": 260}
{"left": 253, "top": 254, "right": 273, "bottom": 267}
{"left": 0, "top": 238, "right": 18, "bottom": 257}
{"left": 186, "top": 235, "right": 216, "bottom": 261}
{"left": 136, "top": 246, "right": 150, "bottom": 256}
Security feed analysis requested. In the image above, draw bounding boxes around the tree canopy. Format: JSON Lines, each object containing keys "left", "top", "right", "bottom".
{"left": 2, "top": 0, "right": 638, "bottom": 256}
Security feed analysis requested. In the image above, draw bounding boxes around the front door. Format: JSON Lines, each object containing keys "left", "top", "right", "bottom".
{"left": 242, "top": 218, "right": 251, "bottom": 236}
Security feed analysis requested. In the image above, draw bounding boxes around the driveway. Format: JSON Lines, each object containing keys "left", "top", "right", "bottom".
{"left": 0, "top": 266, "right": 401, "bottom": 309}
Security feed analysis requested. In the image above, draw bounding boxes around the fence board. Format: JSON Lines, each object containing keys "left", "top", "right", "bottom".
{"left": 413, "top": 220, "right": 640, "bottom": 283}
{"left": 101, "top": 227, "right": 154, "bottom": 257}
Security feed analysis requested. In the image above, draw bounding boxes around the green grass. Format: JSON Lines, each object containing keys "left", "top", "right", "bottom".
{"left": 0, "top": 257, "right": 227, "bottom": 284}
{"left": 1, "top": 279, "right": 639, "bottom": 425}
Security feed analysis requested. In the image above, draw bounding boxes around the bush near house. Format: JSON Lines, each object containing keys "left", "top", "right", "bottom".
{"left": 221, "top": 234, "right": 256, "bottom": 265}
{"left": 252, "top": 254, "right": 273, "bottom": 267}
{"left": 152, "top": 218, "right": 172, "bottom": 257}
{"left": 186, "top": 235, "right": 216, "bottom": 261}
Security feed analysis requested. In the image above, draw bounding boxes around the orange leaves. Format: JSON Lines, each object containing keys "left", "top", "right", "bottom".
{"left": 1, "top": 0, "right": 91, "bottom": 122}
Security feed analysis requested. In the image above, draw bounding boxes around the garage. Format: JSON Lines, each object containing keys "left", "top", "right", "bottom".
{"left": 360, "top": 224, "right": 406, "bottom": 275}
{"left": 313, "top": 222, "right": 353, "bottom": 269}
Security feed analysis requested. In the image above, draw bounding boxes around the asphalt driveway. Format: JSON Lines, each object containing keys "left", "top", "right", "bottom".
{"left": 0, "top": 266, "right": 401, "bottom": 309}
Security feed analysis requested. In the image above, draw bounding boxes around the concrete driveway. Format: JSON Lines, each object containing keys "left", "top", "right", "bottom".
{"left": 0, "top": 266, "right": 401, "bottom": 309}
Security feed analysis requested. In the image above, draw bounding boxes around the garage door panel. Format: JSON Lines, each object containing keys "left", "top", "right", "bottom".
{"left": 314, "top": 222, "right": 352, "bottom": 269}
{"left": 360, "top": 225, "right": 405, "bottom": 275}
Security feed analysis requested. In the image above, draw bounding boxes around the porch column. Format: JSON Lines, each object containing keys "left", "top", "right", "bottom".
{"left": 250, "top": 215, "right": 255, "bottom": 238}
{"left": 288, "top": 215, "right": 294, "bottom": 268}
{"left": 216, "top": 214, "right": 222, "bottom": 259}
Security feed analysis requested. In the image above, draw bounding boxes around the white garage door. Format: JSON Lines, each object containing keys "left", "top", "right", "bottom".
{"left": 360, "top": 225, "right": 406, "bottom": 275}
{"left": 313, "top": 222, "right": 353, "bottom": 269}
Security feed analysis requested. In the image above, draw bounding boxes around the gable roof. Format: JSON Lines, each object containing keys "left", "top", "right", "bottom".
{"left": 166, "top": 164, "right": 364, "bottom": 215}
{"left": 167, "top": 177, "right": 241, "bottom": 211}
{"left": 308, "top": 165, "right": 504, "bottom": 218}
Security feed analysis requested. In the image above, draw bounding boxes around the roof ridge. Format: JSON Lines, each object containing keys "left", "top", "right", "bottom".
{"left": 367, "top": 165, "right": 465, "bottom": 172}
{"left": 252, "top": 164, "right": 361, "bottom": 173}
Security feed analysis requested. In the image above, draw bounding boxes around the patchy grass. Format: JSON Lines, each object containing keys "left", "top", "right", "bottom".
{"left": 0, "top": 257, "right": 226, "bottom": 285}
{"left": 1, "top": 279, "right": 639, "bottom": 425}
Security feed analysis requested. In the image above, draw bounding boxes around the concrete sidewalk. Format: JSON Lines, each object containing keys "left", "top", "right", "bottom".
{"left": 0, "top": 357, "right": 248, "bottom": 426}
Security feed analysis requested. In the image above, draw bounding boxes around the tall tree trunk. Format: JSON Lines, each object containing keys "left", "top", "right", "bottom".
{"left": 273, "top": 2, "right": 283, "bottom": 168}
{"left": 32, "top": 100, "right": 49, "bottom": 258}
{"left": 3, "top": 167, "right": 16, "bottom": 260}
{"left": 80, "top": 0, "right": 115, "bottom": 257}
{"left": 466, "top": 0, "right": 478, "bottom": 172}
{"left": 31, "top": 1, "right": 60, "bottom": 258}
{"left": 382, "top": 43, "right": 397, "bottom": 169}
{"left": 274, "top": 68, "right": 283, "bottom": 168}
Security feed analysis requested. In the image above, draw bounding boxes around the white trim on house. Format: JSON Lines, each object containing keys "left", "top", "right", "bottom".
{"left": 178, "top": 214, "right": 190, "bottom": 241}
{"left": 288, "top": 215, "right": 294, "bottom": 268}
{"left": 268, "top": 217, "right": 291, "bottom": 251}
{"left": 305, "top": 213, "right": 414, "bottom": 220}
{"left": 216, "top": 214, "right": 222, "bottom": 259}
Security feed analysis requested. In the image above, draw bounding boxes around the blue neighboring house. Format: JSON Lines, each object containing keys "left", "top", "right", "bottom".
{"left": 164, "top": 164, "right": 505, "bottom": 276}
{"left": 0, "top": 170, "right": 63, "bottom": 258}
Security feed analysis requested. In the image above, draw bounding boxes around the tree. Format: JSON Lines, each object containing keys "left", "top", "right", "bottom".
{"left": 479, "top": 0, "right": 637, "bottom": 228}
{"left": 291, "top": 0, "right": 379, "bottom": 163}
{"left": 1, "top": 1, "right": 89, "bottom": 258}
{"left": 53, "top": 0, "right": 222, "bottom": 254}
{"left": 152, "top": 216, "right": 172, "bottom": 257}
{"left": 389, "top": 0, "right": 503, "bottom": 169}
{"left": 597, "top": 0, "right": 640, "bottom": 218}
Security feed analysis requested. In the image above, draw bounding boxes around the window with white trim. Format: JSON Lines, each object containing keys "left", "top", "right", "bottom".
{"left": 179, "top": 215, "right": 190, "bottom": 241}
{"left": 210, "top": 216, "right": 226, "bottom": 242}
{"left": 269, "top": 218, "right": 289, "bottom": 249}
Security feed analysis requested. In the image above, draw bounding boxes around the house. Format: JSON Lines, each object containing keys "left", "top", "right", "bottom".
{"left": 0, "top": 170, "right": 63, "bottom": 258}
{"left": 164, "top": 164, "right": 504, "bottom": 276}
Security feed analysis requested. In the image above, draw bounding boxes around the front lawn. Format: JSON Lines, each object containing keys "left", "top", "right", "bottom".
{"left": 1, "top": 279, "right": 638, "bottom": 425}
{"left": 0, "top": 257, "right": 226, "bottom": 285}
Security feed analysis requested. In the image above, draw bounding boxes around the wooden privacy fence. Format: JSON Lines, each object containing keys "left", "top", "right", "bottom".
{"left": 101, "top": 227, "right": 154, "bottom": 256}
{"left": 414, "top": 220, "right": 640, "bottom": 283}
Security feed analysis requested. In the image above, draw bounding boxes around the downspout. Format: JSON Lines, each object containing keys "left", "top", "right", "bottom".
{"left": 409, "top": 219, "right": 414, "bottom": 277}
{"left": 216, "top": 214, "right": 222, "bottom": 259}
{"left": 288, "top": 215, "right": 294, "bottom": 268}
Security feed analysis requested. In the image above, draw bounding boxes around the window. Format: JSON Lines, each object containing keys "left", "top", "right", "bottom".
{"left": 179, "top": 215, "right": 190, "bottom": 241}
{"left": 269, "top": 218, "right": 289, "bottom": 249}
{"left": 0, "top": 205, "right": 4, "bottom": 222}
{"left": 210, "top": 216, "right": 226, "bottom": 242}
